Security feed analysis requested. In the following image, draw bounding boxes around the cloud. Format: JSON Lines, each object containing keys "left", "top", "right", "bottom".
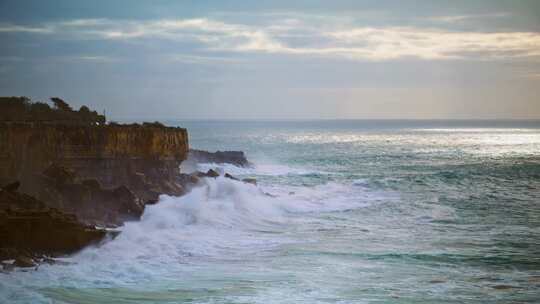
{"left": 427, "top": 13, "right": 509, "bottom": 23}
{"left": 325, "top": 27, "right": 540, "bottom": 60}
{"left": 1, "top": 17, "right": 540, "bottom": 62}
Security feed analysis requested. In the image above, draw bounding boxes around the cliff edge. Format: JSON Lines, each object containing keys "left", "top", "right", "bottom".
{"left": 0, "top": 97, "right": 189, "bottom": 228}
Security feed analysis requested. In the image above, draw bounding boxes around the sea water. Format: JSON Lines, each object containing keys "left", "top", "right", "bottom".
{"left": 1, "top": 120, "right": 540, "bottom": 303}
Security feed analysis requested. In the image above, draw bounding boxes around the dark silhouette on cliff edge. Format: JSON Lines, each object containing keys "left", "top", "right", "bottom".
{"left": 0, "top": 96, "right": 106, "bottom": 125}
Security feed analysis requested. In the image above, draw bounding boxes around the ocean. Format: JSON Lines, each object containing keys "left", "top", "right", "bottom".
{"left": 1, "top": 120, "right": 540, "bottom": 303}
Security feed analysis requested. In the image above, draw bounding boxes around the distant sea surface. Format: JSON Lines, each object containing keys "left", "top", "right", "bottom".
{"left": 2, "top": 120, "right": 540, "bottom": 303}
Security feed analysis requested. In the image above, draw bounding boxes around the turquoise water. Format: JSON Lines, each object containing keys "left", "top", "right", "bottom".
{"left": 2, "top": 120, "right": 540, "bottom": 303}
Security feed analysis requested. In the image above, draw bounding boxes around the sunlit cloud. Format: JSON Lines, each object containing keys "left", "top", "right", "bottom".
{"left": 1, "top": 17, "right": 540, "bottom": 62}
{"left": 427, "top": 13, "right": 509, "bottom": 23}
{"left": 326, "top": 27, "right": 540, "bottom": 60}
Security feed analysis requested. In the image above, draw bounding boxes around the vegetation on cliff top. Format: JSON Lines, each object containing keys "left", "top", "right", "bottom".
{"left": 0, "top": 96, "right": 106, "bottom": 125}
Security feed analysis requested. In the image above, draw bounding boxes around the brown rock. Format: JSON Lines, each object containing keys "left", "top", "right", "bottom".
{"left": 0, "top": 120, "right": 189, "bottom": 226}
{"left": 0, "top": 189, "right": 107, "bottom": 259}
{"left": 14, "top": 256, "right": 36, "bottom": 268}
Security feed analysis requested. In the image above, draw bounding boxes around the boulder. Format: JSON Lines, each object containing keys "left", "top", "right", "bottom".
{"left": 14, "top": 256, "right": 35, "bottom": 268}
{"left": 206, "top": 169, "right": 220, "bottom": 178}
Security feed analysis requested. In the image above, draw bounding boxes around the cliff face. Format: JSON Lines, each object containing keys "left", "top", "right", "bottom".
{"left": 0, "top": 123, "right": 188, "bottom": 180}
{"left": 0, "top": 123, "right": 189, "bottom": 225}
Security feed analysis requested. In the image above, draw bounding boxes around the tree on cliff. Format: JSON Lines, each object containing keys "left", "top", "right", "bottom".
{"left": 79, "top": 105, "right": 106, "bottom": 125}
{"left": 51, "top": 97, "right": 73, "bottom": 112}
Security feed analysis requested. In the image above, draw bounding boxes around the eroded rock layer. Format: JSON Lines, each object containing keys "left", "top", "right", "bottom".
{"left": 0, "top": 188, "right": 107, "bottom": 260}
{"left": 0, "top": 122, "right": 189, "bottom": 225}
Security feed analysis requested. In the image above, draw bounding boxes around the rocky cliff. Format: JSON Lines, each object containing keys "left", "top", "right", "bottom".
{"left": 0, "top": 186, "right": 108, "bottom": 264}
{"left": 0, "top": 97, "right": 253, "bottom": 264}
{"left": 0, "top": 122, "right": 189, "bottom": 225}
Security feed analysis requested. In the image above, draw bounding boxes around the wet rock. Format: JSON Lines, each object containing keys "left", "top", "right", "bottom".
{"left": 14, "top": 256, "right": 36, "bottom": 268}
{"left": 187, "top": 149, "right": 250, "bottom": 167}
{"left": 206, "top": 169, "right": 220, "bottom": 178}
{"left": 193, "top": 170, "right": 220, "bottom": 179}
{"left": 224, "top": 173, "right": 239, "bottom": 181}
{"left": 41, "top": 257, "right": 56, "bottom": 265}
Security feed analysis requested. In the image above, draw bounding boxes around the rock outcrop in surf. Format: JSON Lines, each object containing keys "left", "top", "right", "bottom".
{"left": 0, "top": 97, "right": 191, "bottom": 261}
{"left": 0, "top": 184, "right": 108, "bottom": 266}
{"left": 0, "top": 97, "right": 253, "bottom": 263}
{"left": 187, "top": 149, "right": 250, "bottom": 167}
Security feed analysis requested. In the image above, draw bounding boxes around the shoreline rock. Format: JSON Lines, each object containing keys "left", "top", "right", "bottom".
{"left": 183, "top": 149, "right": 251, "bottom": 170}
{"left": 0, "top": 188, "right": 108, "bottom": 262}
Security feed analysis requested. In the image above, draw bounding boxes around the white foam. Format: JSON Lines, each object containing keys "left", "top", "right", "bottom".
{"left": 0, "top": 175, "right": 389, "bottom": 298}
{"left": 70, "top": 177, "right": 384, "bottom": 268}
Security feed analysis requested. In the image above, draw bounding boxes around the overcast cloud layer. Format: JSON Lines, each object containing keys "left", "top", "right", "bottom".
{"left": 0, "top": 0, "right": 539, "bottom": 119}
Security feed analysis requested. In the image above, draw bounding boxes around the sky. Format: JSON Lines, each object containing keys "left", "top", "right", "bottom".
{"left": 0, "top": 0, "right": 539, "bottom": 120}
